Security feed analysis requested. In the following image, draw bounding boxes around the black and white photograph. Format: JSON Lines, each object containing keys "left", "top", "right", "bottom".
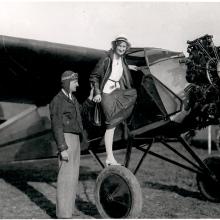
{"left": 1, "top": 0, "right": 220, "bottom": 218}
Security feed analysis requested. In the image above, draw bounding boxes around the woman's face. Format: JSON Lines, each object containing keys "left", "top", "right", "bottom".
{"left": 115, "top": 41, "right": 128, "bottom": 56}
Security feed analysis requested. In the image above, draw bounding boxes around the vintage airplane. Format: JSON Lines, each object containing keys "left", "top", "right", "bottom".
{"left": 0, "top": 34, "right": 220, "bottom": 218}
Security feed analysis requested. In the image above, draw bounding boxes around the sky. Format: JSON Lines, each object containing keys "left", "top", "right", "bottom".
{"left": 0, "top": 1, "right": 220, "bottom": 54}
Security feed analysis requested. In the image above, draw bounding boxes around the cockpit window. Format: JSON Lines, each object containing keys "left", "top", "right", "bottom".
{"left": 146, "top": 49, "right": 182, "bottom": 65}
{"left": 127, "top": 50, "right": 145, "bottom": 57}
{"left": 126, "top": 50, "right": 147, "bottom": 66}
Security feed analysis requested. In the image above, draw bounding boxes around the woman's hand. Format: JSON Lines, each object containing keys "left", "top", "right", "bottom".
{"left": 88, "top": 87, "right": 94, "bottom": 100}
{"left": 128, "top": 65, "right": 138, "bottom": 71}
{"left": 93, "top": 94, "right": 102, "bottom": 103}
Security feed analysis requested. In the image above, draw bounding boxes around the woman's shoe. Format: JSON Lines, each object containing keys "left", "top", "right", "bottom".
{"left": 106, "top": 159, "right": 121, "bottom": 167}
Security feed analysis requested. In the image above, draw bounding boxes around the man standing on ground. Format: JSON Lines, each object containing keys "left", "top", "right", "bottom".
{"left": 50, "top": 70, "right": 93, "bottom": 218}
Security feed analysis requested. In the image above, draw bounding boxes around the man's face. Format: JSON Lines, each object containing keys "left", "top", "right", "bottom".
{"left": 69, "top": 80, "right": 79, "bottom": 92}
{"left": 115, "top": 41, "right": 128, "bottom": 56}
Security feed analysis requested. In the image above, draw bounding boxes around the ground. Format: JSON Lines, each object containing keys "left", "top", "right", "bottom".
{"left": 0, "top": 142, "right": 220, "bottom": 219}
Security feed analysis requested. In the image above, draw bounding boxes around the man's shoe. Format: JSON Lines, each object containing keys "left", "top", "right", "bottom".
{"left": 73, "top": 209, "right": 81, "bottom": 217}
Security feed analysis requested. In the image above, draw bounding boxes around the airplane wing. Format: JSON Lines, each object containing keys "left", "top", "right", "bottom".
{"left": 0, "top": 35, "right": 106, "bottom": 105}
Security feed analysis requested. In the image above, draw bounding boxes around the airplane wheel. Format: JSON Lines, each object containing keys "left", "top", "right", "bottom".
{"left": 197, "top": 156, "right": 220, "bottom": 202}
{"left": 94, "top": 165, "right": 142, "bottom": 218}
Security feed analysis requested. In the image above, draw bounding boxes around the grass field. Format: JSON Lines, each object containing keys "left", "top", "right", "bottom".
{"left": 0, "top": 142, "right": 220, "bottom": 218}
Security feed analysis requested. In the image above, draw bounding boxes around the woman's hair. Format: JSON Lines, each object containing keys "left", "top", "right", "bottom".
{"left": 111, "top": 40, "right": 131, "bottom": 51}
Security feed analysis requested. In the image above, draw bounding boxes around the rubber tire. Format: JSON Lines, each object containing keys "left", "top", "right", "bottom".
{"left": 197, "top": 156, "right": 220, "bottom": 202}
{"left": 94, "top": 165, "right": 142, "bottom": 218}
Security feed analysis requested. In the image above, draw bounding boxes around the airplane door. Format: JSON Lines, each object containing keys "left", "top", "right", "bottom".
{"left": 150, "top": 74, "right": 182, "bottom": 116}
{"left": 128, "top": 53, "right": 185, "bottom": 130}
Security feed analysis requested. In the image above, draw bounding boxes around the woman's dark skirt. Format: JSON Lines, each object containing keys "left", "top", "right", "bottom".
{"left": 101, "top": 88, "right": 137, "bottom": 128}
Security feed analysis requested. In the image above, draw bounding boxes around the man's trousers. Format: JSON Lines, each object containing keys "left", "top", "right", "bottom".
{"left": 56, "top": 133, "right": 80, "bottom": 218}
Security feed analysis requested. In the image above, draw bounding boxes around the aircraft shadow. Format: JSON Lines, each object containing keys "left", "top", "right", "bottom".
{"left": 76, "top": 195, "right": 100, "bottom": 218}
{"left": 77, "top": 167, "right": 100, "bottom": 218}
{"left": 143, "top": 180, "right": 205, "bottom": 201}
{"left": 0, "top": 168, "right": 57, "bottom": 218}
{"left": 0, "top": 165, "right": 100, "bottom": 218}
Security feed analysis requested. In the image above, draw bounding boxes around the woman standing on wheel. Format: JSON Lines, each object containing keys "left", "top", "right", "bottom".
{"left": 90, "top": 35, "right": 138, "bottom": 166}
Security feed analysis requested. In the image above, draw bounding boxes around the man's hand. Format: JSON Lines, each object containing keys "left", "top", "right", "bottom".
{"left": 93, "top": 94, "right": 102, "bottom": 103}
{"left": 60, "top": 150, "right": 69, "bottom": 161}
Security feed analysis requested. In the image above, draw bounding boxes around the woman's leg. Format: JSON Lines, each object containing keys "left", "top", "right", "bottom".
{"left": 104, "top": 127, "right": 120, "bottom": 166}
